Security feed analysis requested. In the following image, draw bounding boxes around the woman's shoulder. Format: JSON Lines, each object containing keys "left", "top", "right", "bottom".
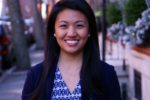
{"left": 22, "top": 62, "right": 44, "bottom": 99}
{"left": 98, "top": 60, "right": 115, "bottom": 73}
{"left": 26, "top": 62, "right": 44, "bottom": 82}
{"left": 98, "top": 60, "right": 121, "bottom": 100}
{"left": 29, "top": 62, "right": 43, "bottom": 74}
{"left": 98, "top": 60, "right": 118, "bottom": 85}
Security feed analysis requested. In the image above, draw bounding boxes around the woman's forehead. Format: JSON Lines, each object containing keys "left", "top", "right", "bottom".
{"left": 55, "top": 9, "right": 88, "bottom": 23}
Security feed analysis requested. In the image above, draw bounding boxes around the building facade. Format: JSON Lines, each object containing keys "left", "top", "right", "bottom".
{"left": 127, "top": 47, "right": 150, "bottom": 100}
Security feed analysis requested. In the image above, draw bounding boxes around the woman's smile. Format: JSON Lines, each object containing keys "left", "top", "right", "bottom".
{"left": 65, "top": 39, "right": 79, "bottom": 46}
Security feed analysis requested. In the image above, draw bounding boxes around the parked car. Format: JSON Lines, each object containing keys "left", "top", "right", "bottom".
{"left": 0, "top": 24, "right": 13, "bottom": 70}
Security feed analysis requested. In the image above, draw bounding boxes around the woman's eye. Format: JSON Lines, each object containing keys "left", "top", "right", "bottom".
{"left": 60, "top": 24, "right": 67, "bottom": 29}
{"left": 76, "top": 24, "right": 84, "bottom": 28}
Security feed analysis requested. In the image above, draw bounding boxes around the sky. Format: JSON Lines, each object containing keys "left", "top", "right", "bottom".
{"left": 0, "top": 0, "right": 2, "bottom": 16}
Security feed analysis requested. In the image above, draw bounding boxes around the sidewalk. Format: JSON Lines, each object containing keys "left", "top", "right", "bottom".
{"left": 0, "top": 47, "right": 44, "bottom": 100}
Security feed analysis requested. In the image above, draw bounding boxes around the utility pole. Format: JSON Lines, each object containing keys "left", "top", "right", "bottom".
{"left": 101, "top": 0, "right": 107, "bottom": 61}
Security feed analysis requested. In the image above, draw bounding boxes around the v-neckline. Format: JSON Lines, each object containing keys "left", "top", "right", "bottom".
{"left": 57, "top": 67, "right": 81, "bottom": 94}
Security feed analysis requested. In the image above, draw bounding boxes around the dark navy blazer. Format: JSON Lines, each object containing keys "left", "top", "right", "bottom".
{"left": 22, "top": 61, "right": 122, "bottom": 100}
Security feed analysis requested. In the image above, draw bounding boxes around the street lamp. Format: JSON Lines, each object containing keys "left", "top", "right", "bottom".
{"left": 101, "top": 0, "right": 107, "bottom": 61}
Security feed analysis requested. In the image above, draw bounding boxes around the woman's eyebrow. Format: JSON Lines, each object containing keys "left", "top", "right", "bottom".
{"left": 57, "top": 20, "right": 87, "bottom": 25}
{"left": 58, "top": 20, "right": 68, "bottom": 23}
{"left": 76, "top": 20, "right": 86, "bottom": 23}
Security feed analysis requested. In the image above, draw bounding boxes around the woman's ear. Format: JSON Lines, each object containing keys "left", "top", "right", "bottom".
{"left": 54, "top": 33, "right": 56, "bottom": 37}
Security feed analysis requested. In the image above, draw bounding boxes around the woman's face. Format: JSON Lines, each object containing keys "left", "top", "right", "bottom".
{"left": 55, "top": 9, "right": 89, "bottom": 55}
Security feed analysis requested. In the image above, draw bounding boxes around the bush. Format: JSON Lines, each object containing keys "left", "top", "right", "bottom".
{"left": 107, "top": 3, "right": 122, "bottom": 26}
{"left": 124, "top": 0, "right": 147, "bottom": 26}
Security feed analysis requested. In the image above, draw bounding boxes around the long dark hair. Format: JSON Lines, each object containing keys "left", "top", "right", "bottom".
{"left": 30, "top": 0, "right": 104, "bottom": 99}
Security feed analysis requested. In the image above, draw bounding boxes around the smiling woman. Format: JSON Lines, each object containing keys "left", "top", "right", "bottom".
{"left": 54, "top": 9, "right": 89, "bottom": 55}
{"left": 22, "top": 0, "right": 121, "bottom": 100}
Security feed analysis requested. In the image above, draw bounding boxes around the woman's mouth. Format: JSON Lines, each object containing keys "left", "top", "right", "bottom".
{"left": 65, "top": 40, "right": 79, "bottom": 46}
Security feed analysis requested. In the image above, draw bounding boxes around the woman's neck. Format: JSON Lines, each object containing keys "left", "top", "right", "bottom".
{"left": 58, "top": 51, "right": 83, "bottom": 70}
{"left": 57, "top": 51, "right": 83, "bottom": 92}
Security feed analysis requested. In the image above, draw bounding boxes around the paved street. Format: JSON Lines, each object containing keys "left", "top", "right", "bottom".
{"left": 0, "top": 47, "right": 44, "bottom": 100}
{"left": 0, "top": 70, "right": 26, "bottom": 100}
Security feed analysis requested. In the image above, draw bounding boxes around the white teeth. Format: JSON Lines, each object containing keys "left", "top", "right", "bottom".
{"left": 66, "top": 40, "right": 78, "bottom": 44}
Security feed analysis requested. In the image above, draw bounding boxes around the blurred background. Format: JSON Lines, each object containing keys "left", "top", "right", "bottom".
{"left": 0, "top": 0, "right": 150, "bottom": 100}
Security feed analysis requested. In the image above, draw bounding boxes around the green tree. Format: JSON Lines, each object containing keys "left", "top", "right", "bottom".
{"left": 7, "top": 0, "right": 31, "bottom": 70}
{"left": 124, "top": 0, "right": 147, "bottom": 25}
{"left": 107, "top": 3, "right": 122, "bottom": 26}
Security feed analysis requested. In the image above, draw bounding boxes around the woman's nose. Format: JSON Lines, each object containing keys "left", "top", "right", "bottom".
{"left": 67, "top": 26, "right": 77, "bottom": 36}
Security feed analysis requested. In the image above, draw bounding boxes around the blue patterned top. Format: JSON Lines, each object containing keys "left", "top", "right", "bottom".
{"left": 51, "top": 67, "right": 82, "bottom": 100}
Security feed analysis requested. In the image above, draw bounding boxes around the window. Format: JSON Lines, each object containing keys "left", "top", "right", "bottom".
{"left": 134, "top": 70, "right": 142, "bottom": 100}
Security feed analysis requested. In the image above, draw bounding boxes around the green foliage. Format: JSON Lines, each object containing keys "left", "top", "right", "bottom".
{"left": 124, "top": 0, "right": 147, "bottom": 26}
{"left": 107, "top": 3, "right": 122, "bottom": 26}
{"left": 95, "top": 11, "right": 101, "bottom": 17}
